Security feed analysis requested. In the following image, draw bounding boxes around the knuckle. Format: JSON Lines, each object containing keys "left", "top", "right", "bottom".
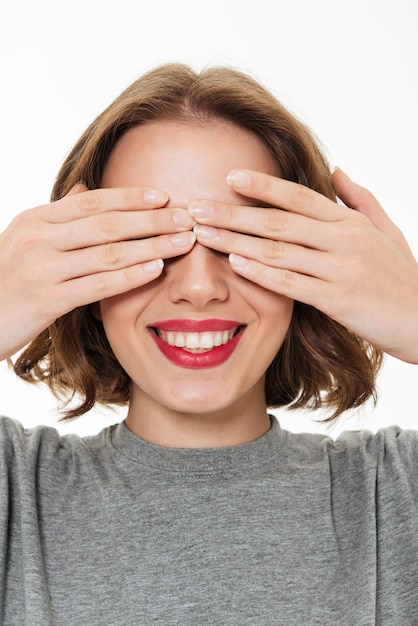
{"left": 290, "top": 183, "right": 312, "bottom": 210}
{"left": 97, "top": 211, "right": 121, "bottom": 239}
{"left": 262, "top": 237, "right": 285, "bottom": 261}
{"left": 92, "top": 271, "right": 113, "bottom": 297}
{"left": 102, "top": 242, "right": 123, "bottom": 267}
{"left": 150, "top": 207, "right": 162, "bottom": 232}
{"left": 226, "top": 203, "right": 240, "bottom": 223}
{"left": 10, "top": 210, "right": 43, "bottom": 243}
{"left": 139, "top": 234, "right": 168, "bottom": 261}
{"left": 263, "top": 209, "right": 286, "bottom": 235}
{"left": 11, "top": 208, "right": 34, "bottom": 228}
{"left": 278, "top": 268, "right": 296, "bottom": 289}
{"left": 77, "top": 189, "right": 101, "bottom": 214}
{"left": 8, "top": 213, "right": 49, "bottom": 257}
{"left": 354, "top": 211, "right": 372, "bottom": 229}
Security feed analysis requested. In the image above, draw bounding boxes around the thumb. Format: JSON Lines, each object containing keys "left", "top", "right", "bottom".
{"left": 332, "top": 168, "right": 400, "bottom": 236}
{"left": 332, "top": 167, "right": 414, "bottom": 256}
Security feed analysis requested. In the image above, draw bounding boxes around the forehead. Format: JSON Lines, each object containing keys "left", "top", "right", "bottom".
{"left": 101, "top": 119, "right": 279, "bottom": 207}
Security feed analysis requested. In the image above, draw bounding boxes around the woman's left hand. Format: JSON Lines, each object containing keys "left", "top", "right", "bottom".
{"left": 189, "top": 168, "right": 418, "bottom": 364}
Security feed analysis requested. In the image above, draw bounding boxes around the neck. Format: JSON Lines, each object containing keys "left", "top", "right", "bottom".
{"left": 125, "top": 391, "right": 271, "bottom": 449}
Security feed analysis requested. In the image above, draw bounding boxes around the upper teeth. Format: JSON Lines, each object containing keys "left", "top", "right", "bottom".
{"left": 158, "top": 329, "right": 236, "bottom": 350}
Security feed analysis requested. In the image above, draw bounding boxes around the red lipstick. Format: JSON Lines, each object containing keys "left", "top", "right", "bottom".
{"left": 151, "top": 319, "right": 241, "bottom": 332}
{"left": 148, "top": 319, "right": 245, "bottom": 369}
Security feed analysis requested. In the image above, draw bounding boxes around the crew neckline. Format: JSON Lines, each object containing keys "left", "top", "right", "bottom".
{"left": 110, "top": 415, "right": 286, "bottom": 475}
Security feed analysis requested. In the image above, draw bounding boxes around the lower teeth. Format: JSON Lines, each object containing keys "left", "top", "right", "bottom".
{"left": 182, "top": 347, "right": 215, "bottom": 353}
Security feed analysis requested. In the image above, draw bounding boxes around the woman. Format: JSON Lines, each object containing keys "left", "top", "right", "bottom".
{"left": 1, "top": 64, "right": 417, "bottom": 624}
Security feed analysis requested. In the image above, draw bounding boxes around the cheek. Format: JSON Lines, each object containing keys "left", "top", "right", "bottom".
{"left": 99, "top": 287, "right": 148, "bottom": 326}
{"left": 258, "top": 290, "right": 294, "bottom": 326}
{"left": 266, "top": 296, "right": 294, "bottom": 344}
{"left": 98, "top": 295, "right": 140, "bottom": 349}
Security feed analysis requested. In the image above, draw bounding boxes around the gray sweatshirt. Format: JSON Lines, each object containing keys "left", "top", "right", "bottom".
{"left": 0, "top": 415, "right": 417, "bottom": 625}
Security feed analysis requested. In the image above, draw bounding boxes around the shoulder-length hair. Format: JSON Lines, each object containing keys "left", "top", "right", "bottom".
{"left": 13, "top": 63, "right": 382, "bottom": 420}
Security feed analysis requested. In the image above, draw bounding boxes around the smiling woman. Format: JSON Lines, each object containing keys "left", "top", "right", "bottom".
{"left": 96, "top": 118, "right": 293, "bottom": 446}
{"left": 12, "top": 65, "right": 381, "bottom": 442}
{"left": 1, "top": 63, "right": 418, "bottom": 624}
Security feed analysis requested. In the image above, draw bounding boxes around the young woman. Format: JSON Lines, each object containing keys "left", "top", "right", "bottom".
{"left": 1, "top": 64, "right": 417, "bottom": 624}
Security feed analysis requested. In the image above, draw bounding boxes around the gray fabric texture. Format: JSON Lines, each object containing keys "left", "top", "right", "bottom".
{"left": 0, "top": 414, "right": 417, "bottom": 625}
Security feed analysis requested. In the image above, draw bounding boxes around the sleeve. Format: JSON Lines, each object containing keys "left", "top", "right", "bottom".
{"left": 330, "top": 425, "right": 418, "bottom": 623}
{"left": 0, "top": 416, "right": 58, "bottom": 625}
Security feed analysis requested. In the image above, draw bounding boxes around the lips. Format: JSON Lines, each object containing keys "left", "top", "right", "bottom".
{"left": 148, "top": 319, "right": 246, "bottom": 369}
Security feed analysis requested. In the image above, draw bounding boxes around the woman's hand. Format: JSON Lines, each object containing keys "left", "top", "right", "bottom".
{"left": 0, "top": 184, "right": 195, "bottom": 360}
{"left": 190, "top": 169, "right": 418, "bottom": 364}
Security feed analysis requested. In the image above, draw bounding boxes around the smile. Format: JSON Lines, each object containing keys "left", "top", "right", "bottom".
{"left": 154, "top": 328, "right": 238, "bottom": 352}
{"left": 148, "top": 319, "right": 246, "bottom": 368}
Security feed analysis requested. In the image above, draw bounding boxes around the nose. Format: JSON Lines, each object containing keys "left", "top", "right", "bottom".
{"left": 166, "top": 243, "right": 229, "bottom": 307}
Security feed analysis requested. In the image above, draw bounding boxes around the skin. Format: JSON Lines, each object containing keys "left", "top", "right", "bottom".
{"left": 99, "top": 120, "right": 294, "bottom": 447}
{"left": 0, "top": 181, "right": 196, "bottom": 362}
{"left": 1, "top": 117, "right": 418, "bottom": 445}
{"left": 193, "top": 168, "right": 418, "bottom": 364}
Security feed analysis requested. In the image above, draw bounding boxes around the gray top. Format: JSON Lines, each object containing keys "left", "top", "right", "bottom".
{"left": 0, "top": 415, "right": 417, "bottom": 625}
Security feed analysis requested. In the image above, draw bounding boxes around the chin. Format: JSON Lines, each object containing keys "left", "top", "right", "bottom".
{"left": 160, "top": 377, "right": 262, "bottom": 418}
{"left": 163, "top": 392, "right": 232, "bottom": 417}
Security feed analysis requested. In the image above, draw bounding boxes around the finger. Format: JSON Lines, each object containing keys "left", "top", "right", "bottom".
{"left": 189, "top": 200, "right": 333, "bottom": 250}
{"left": 39, "top": 187, "right": 171, "bottom": 223}
{"left": 226, "top": 169, "right": 345, "bottom": 221}
{"left": 228, "top": 253, "right": 332, "bottom": 309}
{"left": 194, "top": 225, "right": 332, "bottom": 280}
{"left": 59, "top": 231, "right": 197, "bottom": 279}
{"left": 53, "top": 206, "right": 195, "bottom": 251}
{"left": 57, "top": 258, "right": 167, "bottom": 308}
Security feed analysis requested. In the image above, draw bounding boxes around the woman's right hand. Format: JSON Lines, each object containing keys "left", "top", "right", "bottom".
{"left": 0, "top": 184, "right": 196, "bottom": 361}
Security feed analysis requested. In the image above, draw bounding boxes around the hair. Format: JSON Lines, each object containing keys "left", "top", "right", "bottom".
{"left": 12, "top": 63, "right": 382, "bottom": 420}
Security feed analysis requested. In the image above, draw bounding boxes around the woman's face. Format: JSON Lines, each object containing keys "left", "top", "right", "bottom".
{"left": 99, "top": 119, "right": 293, "bottom": 444}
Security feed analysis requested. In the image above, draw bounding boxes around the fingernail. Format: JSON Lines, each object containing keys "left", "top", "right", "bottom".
{"left": 170, "top": 231, "right": 196, "bottom": 247}
{"left": 193, "top": 224, "right": 218, "bottom": 240}
{"left": 172, "top": 210, "right": 195, "bottom": 228}
{"left": 143, "top": 259, "right": 164, "bottom": 273}
{"left": 229, "top": 253, "right": 248, "bottom": 267}
{"left": 226, "top": 170, "right": 251, "bottom": 188}
{"left": 143, "top": 188, "right": 169, "bottom": 205}
{"left": 188, "top": 200, "right": 215, "bottom": 218}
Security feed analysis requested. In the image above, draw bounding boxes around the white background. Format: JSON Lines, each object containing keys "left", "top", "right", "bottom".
{"left": 0, "top": 0, "right": 417, "bottom": 439}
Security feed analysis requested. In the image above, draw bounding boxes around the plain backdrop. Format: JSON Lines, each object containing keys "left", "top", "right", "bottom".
{"left": 0, "top": 0, "right": 417, "bottom": 438}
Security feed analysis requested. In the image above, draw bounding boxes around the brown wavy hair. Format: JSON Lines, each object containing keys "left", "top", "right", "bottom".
{"left": 12, "top": 63, "right": 382, "bottom": 420}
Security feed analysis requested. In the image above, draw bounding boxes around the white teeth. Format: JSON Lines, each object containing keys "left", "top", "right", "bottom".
{"left": 158, "top": 329, "right": 237, "bottom": 351}
{"left": 213, "top": 332, "right": 223, "bottom": 347}
{"left": 201, "top": 332, "right": 217, "bottom": 348}
{"left": 185, "top": 333, "right": 200, "bottom": 349}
